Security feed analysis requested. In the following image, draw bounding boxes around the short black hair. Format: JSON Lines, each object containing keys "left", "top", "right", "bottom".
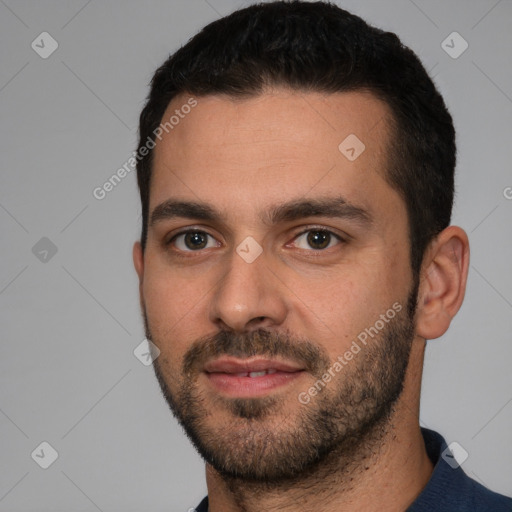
{"left": 136, "top": 0, "right": 456, "bottom": 277}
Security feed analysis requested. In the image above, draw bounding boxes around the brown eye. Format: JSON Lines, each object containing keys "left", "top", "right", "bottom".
{"left": 171, "top": 231, "right": 218, "bottom": 251}
{"left": 292, "top": 229, "right": 341, "bottom": 250}
{"left": 306, "top": 230, "right": 331, "bottom": 249}
{"left": 184, "top": 232, "right": 208, "bottom": 250}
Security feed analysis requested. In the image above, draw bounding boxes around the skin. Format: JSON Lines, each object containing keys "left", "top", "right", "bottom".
{"left": 133, "top": 88, "right": 470, "bottom": 511}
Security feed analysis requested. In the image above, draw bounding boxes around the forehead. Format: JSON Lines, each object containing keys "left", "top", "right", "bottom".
{"left": 150, "top": 89, "right": 400, "bottom": 223}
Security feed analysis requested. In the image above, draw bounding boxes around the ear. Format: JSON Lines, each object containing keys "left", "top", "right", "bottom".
{"left": 133, "top": 241, "right": 145, "bottom": 304}
{"left": 415, "top": 226, "right": 470, "bottom": 340}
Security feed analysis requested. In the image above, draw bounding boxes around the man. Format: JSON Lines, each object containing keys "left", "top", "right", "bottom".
{"left": 132, "top": 1, "right": 512, "bottom": 510}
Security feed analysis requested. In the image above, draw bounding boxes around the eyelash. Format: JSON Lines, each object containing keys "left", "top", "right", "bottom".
{"left": 290, "top": 228, "right": 345, "bottom": 251}
{"left": 166, "top": 226, "right": 347, "bottom": 254}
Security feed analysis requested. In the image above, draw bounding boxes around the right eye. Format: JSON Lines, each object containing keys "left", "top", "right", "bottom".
{"left": 169, "top": 230, "right": 220, "bottom": 251}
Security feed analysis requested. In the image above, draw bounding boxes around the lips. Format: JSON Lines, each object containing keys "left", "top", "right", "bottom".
{"left": 233, "top": 369, "right": 278, "bottom": 377}
{"left": 203, "top": 357, "right": 303, "bottom": 375}
{"left": 203, "top": 357, "right": 305, "bottom": 397}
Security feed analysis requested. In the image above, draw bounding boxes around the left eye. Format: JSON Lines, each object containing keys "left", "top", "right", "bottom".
{"left": 292, "top": 230, "right": 341, "bottom": 250}
{"left": 172, "top": 231, "right": 219, "bottom": 251}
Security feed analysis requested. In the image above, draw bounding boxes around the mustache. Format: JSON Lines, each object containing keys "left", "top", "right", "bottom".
{"left": 182, "top": 328, "right": 331, "bottom": 378}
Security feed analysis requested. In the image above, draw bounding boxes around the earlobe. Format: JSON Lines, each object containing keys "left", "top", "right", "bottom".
{"left": 133, "top": 241, "right": 145, "bottom": 310}
{"left": 415, "top": 226, "right": 470, "bottom": 340}
{"left": 133, "top": 241, "right": 144, "bottom": 283}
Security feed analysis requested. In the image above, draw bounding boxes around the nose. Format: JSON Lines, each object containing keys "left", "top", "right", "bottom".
{"left": 209, "top": 246, "right": 288, "bottom": 332}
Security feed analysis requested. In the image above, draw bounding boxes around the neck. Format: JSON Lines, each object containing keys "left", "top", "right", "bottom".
{"left": 205, "top": 341, "right": 433, "bottom": 512}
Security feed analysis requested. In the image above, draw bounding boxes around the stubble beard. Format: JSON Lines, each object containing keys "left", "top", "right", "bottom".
{"left": 147, "top": 289, "right": 417, "bottom": 485}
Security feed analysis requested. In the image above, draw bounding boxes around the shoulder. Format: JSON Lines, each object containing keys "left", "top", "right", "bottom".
{"left": 408, "top": 428, "right": 512, "bottom": 511}
{"left": 192, "top": 496, "right": 209, "bottom": 512}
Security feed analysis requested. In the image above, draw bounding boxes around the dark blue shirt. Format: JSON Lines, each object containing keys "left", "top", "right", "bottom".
{"left": 194, "top": 428, "right": 512, "bottom": 511}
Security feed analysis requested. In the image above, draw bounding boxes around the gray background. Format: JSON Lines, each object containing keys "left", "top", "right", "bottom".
{"left": 1, "top": 0, "right": 511, "bottom": 510}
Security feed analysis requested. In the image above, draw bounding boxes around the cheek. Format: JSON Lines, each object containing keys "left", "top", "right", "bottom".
{"left": 141, "top": 267, "right": 206, "bottom": 356}
{"left": 387, "top": 244, "right": 412, "bottom": 291}
{"left": 285, "top": 260, "right": 404, "bottom": 356}
{"left": 282, "top": 272, "right": 358, "bottom": 353}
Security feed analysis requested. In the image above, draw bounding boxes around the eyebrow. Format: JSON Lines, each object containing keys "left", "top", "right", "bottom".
{"left": 149, "top": 196, "right": 372, "bottom": 228}
{"left": 150, "top": 200, "right": 220, "bottom": 226}
{"left": 264, "top": 197, "right": 372, "bottom": 226}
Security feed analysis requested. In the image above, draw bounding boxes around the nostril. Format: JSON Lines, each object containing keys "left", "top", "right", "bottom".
{"left": 248, "top": 316, "right": 268, "bottom": 328}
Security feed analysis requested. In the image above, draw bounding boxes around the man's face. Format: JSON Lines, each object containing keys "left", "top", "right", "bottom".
{"left": 135, "top": 89, "right": 418, "bottom": 481}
